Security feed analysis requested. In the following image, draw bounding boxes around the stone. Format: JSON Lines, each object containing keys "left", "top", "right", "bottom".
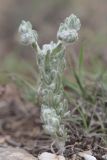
{"left": 0, "top": 147, "right": 37, "bottom": 160}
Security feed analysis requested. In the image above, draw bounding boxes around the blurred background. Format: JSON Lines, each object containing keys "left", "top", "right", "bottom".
{"left": 0, "top": 0, "right": 107, "bottom": 83}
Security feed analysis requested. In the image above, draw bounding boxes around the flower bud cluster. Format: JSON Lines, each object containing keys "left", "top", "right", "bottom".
{"left": 18, "top": 20, "right": 38, "bottom": 45}
{"left": 57, "top": 14, "right": 81, "bottom": 43}
{"left": 41, "top": 105, "right": 60, "bottom": 135}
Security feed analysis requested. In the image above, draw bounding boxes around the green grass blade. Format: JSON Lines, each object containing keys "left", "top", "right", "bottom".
{"left": 78, "top": 47, "right": 84, "bottom": 76}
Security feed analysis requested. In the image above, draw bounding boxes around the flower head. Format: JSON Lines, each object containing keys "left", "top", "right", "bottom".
{"left": 41, "top": 105, "right": 61, "bottom": 135}
{"left": 57, "top": 14, "right": 81, "bottom": 43}
{"left": 18, "top": 20, "right": 38, "bottom": 45}
{"left": 41, "top": 41, "right": 59, "bottom": 55}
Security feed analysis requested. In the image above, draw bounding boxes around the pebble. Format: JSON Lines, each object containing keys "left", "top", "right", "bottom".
{"left": 38, "top": 152, "right": 65, "bottom": 160}
{"left": 102, "top": 154, "right": 107, "bottom": 160}
{"left": 78, "top": 151, "right": 97, "bottom": 160}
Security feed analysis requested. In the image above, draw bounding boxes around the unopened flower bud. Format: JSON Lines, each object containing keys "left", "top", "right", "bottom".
{"left": 57, "top": 29, "right": 78, "bottom": 43}
{"left": 18, "top": 20, "right": 38, "bottom": 45}
{"left": 57, "top": 14, "right": 81, "bottom": 43}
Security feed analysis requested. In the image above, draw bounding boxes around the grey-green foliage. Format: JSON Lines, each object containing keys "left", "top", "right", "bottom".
{"left": 18, "top": 14, "right": 81, "bottom": 153}
{"left": 37, "top": 41, "right": 69, "bottom": 151}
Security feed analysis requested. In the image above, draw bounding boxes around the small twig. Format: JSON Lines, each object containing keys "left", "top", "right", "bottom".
{"left": 96, "top": 144, "right": 107, "bottom": 151}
